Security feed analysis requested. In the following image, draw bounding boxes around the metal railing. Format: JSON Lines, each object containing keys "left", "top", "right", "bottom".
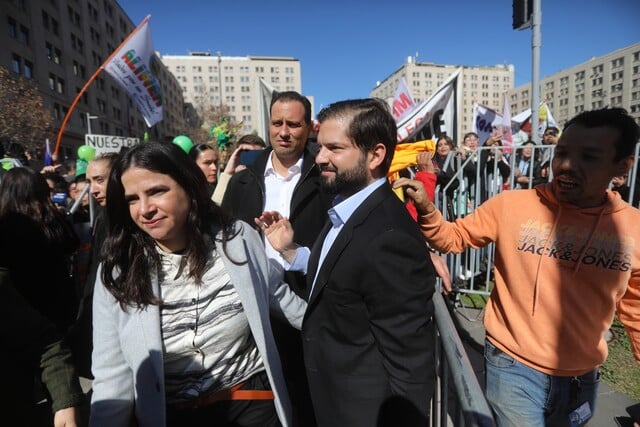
{"left": 431, "top": 291, "right": 496, "bottom": 426}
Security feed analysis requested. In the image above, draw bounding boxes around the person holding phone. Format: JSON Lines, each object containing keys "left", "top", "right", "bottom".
{"left": 211, "top": 134, "right": 265, "bottom": 205}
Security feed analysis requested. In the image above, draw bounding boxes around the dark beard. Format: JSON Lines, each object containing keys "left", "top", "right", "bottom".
{"left": 320, "top": 156, "right": 369, "bottom": 197}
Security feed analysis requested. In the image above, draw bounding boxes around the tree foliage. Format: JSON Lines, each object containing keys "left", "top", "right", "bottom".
{"left": 0, "top": 66, "right": 54, "bottom": 153}
{"left": 180, "top": 85, "right": 242, "bottom": 148}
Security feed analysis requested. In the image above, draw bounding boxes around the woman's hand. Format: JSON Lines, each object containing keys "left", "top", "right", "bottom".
{"left": 415, "top": 151, "right": 436, "bottom": 174}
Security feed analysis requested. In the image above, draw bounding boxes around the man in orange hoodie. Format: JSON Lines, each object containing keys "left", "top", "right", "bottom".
{"left": 394, "top": 108, "right": 640, "bottom": 427}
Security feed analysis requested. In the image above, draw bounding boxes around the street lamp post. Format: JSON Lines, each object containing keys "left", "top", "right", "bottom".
{"left": 86, "top": 112, "right": 98, "bottom": 135}
{"left": 217, "top": 51, "right": 223, "bottom": 118}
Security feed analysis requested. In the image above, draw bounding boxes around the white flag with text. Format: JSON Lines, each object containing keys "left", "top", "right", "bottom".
{"left": 392, "top": 77, "right": 416, "bottom": 122}
{"left": 396, "top": 68, "right": 461, "bottom": 142}
{"left": 104, "top": 19, "right": 163, "bottom": 127}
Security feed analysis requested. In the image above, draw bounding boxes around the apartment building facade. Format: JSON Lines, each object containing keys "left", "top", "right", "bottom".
{"left": 508, "top": 42, "right": 640, "bottom": 128}
{"left": 370, "top": 57, "right": 515, "bottom": 141}
{"left": 1, "top": 0, "right": 185, "bottom": 157}
{"left": 161, "top": 53, "right": 307, "bottom": 137}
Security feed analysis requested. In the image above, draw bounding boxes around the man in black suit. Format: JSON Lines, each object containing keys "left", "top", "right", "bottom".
{"left": 259, "top": 98, "right": 436, "bottom": 427}
{"left": 222, "top": 91, "right": 330, "bottom": 425}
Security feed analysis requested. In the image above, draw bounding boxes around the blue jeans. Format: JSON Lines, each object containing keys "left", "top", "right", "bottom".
{"left": 485, "top": 339, "right": 600, "bottom": 427}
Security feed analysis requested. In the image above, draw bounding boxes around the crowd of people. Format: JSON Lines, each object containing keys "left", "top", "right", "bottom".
{"left": 1, "top": 95, "right": 639, "bottom": 427}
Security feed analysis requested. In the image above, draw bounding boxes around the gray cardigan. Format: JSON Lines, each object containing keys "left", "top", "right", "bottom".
{"left": 90, "top": 221, "right": 306, "bottom": 427}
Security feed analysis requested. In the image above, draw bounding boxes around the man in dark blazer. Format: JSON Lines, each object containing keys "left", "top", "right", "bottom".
{"left": 222, "top": 91, "right": 330, "bottom": 426}
{"left": 260, "top": 98, "right": 436, "bottom": 427}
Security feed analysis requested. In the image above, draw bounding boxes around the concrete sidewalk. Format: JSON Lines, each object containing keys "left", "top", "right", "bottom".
{"left": 451, "top": 303, "right": 640, "bottom": 426}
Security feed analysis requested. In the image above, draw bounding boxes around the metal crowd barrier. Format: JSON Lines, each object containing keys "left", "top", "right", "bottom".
{"left": 431, "top": 291, "right": 496, "bottom": 426}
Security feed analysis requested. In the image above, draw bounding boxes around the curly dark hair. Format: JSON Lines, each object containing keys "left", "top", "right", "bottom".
{"left": 101, "top": 141, "right": 237, "bottom": 308}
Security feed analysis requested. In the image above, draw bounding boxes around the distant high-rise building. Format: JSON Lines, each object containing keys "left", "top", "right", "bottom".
{"left": 509, "top": 42, "right": 640, "bottom": 128}
{"left": 370, "top": 57, "right": 515, "bottom": 142}
{"left": 160, "top": 53, "right": 310, "bottom": 138}
{"left": 1, "top": 0, "right": 185, "bottom": 157}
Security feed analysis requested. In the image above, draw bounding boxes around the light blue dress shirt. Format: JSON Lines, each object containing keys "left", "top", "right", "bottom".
{"left": 288, "top": 178, "right": 387, "bottom": 295}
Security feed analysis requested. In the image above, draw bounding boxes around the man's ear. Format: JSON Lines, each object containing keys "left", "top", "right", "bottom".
{"left": 368, "top": 143, "right": 386, "bottom": 172}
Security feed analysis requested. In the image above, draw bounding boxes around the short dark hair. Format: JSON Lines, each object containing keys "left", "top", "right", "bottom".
{"left": 237, "top": 134, "right": 266, "bottom": 148}
{"left": 270, "top": 91, "right": 312, "bottom": 124}
{"left": 317, "top": 98, "right": 396, "bottom": 174}
{"left": 563, "top": 108, "right": 640, "bottom": 161}
{"left": 544, "top": 126, "right": 559, "bottom": 135}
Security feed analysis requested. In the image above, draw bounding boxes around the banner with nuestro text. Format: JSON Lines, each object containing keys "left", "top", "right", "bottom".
{"left": 396, "top": 68, "right": 461, "bottom": 143}
{"left": 104, "top": 19, "right": 163, "bottom": 127}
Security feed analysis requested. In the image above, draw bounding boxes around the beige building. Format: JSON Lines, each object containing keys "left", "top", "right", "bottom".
{"left": 161, "top": 53, "right": 308, "bottom": 138}
{"left": 370, "top": 57, "right": 514, "bottom": 141}
{"left": 509, "top": 42, "right": 640, "bottom": 128}
{"left": 1, "top": 0, "right": 185, "bottom": 157}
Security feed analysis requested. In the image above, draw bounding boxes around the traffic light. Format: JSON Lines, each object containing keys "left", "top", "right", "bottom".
{"left": 513, "top": 0, "right": 533, "bottom": 30}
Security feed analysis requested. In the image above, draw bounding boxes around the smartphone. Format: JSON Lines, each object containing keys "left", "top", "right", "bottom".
{"left": 52, "top": 192, "right": 68, "bottom": 206}
{"left": 239, "top": 150, "right": 261, "bottom": 166}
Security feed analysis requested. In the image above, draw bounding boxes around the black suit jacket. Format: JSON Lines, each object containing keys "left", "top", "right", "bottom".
{"left": 221, "top": 144, "right": 330, "bottom": 297}
{"left": 302, "top": 183, "right": 436, "bottom": 427}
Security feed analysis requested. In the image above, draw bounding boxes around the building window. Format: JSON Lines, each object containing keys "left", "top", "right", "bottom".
{"left": 42, "top": 11, "right": 50, "bottom": 29}
{"left": 7, "top": 17, "right": 17, "bottom": 38}
{"left": 49, "top": 73, "right": 55, "bottom": 90}
{"left": 610, "top": 95, "right": 622, "bottom": 106}
{"left": 11, "top": 54, "right": 21, "bottom": 74}
{"left": 24, "top": 60, "right": 33, "bottom": 78}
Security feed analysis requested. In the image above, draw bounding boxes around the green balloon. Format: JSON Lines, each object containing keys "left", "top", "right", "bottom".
{"left": 172, "top": 135, "right": 193, "bottom": 154}
{"left": 77, "top": 145, "right": 96, "bottom": 162}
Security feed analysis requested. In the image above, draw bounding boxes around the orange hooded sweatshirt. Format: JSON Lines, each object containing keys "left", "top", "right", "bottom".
{"left": 419, "top": 183, "right": 640, "bottom": 376}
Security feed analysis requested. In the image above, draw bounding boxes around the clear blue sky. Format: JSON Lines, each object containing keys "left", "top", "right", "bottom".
{"left": 118, "top": 0, "right": 639, "bottom": 114}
